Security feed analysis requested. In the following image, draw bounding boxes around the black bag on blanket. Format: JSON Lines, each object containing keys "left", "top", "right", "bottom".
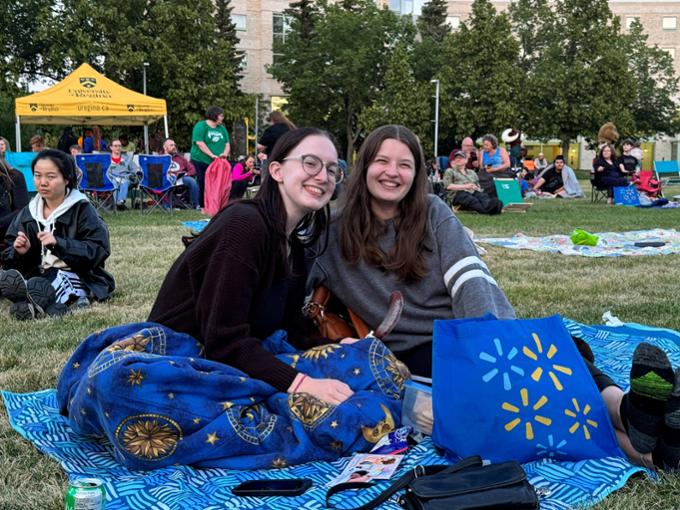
{"left": 325, "top": 455, "right": 538, "bottom": 510}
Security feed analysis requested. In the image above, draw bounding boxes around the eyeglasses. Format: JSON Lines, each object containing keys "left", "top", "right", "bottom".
{"left": 283, "top": 154, "right": 343, "bottom": 183}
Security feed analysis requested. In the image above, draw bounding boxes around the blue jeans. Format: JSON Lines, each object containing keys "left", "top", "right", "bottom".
{"left": 178, "top": 176, "right": 200, "bottom": 208}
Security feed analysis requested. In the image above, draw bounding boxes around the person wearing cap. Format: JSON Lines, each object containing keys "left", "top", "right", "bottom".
{"left": 443, "top": 149, "right": 503, "bottom": 215}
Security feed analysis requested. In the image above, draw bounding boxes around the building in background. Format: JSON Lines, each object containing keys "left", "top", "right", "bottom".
{"left": 232, "top": 1, "right": 680, "bottom": 167}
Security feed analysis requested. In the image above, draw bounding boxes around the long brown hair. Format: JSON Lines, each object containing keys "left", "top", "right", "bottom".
{"left": 339, "top": 125, "right": 429, "bottom": 282}
{"left": 268, "top": 110, "right": 296, "bottom": 130}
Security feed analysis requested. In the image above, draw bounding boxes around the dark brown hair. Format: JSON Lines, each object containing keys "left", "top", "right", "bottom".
{"left": 339, "top": 125, "right": 429, "bottom": 282}
{"left": 268, "top": 110, "right": 296, "bottom": 130}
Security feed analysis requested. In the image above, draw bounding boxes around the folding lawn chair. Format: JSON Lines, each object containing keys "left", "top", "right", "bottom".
{"left": 5, "top": 152, "right": 37, "bottom": 192}
{"left": 653, "top": 160, "right": 680, "bottom": 191}
{"left": 493, "top": 178, "right": 532, "bottom": 212}
{"left": 76, "top": 154, "right": 117, "bottom": 214}
{"left": 138, "top": 154, "right": 174, "bottom": 214}
{"left": 590, "top": 174, "right": 609, "bottom": 203}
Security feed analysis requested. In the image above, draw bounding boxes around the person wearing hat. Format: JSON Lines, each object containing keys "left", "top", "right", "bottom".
{"left": 443, "top": 149, "right": 503, "bottom": 215}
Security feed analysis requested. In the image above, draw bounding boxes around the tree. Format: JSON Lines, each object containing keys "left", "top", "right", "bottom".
{"left": 412, "top": 0, "right": 450, "bottom": 82}
{"left": 270, "top": 0, "right": 414, "bottom": 161}
{"left": 215, "top": 0, "right": 244, "bottom": 83}
{"left": 525, "top": 0, "right": 636, "bottom": 154}
{"left": 359, "top": 43, "right": 433, "bottom": 154}
{"left": 624, "top": 19, "right": 679, "bottom": 137}
{"left": 438, "top": 0, "right": 521, "bottom": 141}
{"left": 508, "top": 0, "right": 555, "bottom": 74}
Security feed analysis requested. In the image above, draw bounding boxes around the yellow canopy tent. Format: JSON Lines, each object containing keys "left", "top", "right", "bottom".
{"left": 15, "top": 63, "right": 168, "bottom": 150}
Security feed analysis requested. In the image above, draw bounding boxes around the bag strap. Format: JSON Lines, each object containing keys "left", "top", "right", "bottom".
{"left": 302, "top": 286, "right": 331, "bottom": 321}
{"left": 325, "top": 456, "right": 483, "bottom": 510}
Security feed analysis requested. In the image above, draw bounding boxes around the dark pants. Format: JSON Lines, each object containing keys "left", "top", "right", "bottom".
{"left": 597, "top": 176, "right": 629, "bottom": 198}
{"left": 394, "top": 338, "right": 617, "bottom": 392}
{"left": 193, "top": 160, "right": 211, "bottom": 207}
{"left": 230, "top": 180, "right": 249, "bottom": 200}
{"left": 452, "top": 191, "right": 503, "bottom": 215}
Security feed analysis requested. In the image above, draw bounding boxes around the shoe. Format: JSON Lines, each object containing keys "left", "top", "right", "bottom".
{"left": 26, "top": 277, "right": 57, "bottom": 315}
{"left": 46, "top": 302, "right": 69, "bottom": 317}
{"left": 10, "top": 301, "right": 36, "bottom": 320}
{"left": 0, "top": 269, "right": 28, "bottom": 302}
{"left": 116, "top": 203, "right": 128, "bottom": 211}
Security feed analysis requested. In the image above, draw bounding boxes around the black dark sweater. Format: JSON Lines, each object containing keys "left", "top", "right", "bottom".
{"left": 149, "top": 201, "right": 315, "bottom": 392}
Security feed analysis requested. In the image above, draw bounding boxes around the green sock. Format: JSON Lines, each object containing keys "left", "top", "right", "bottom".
{"left": 621, "top": 343, "right": 674, "bottom": 454}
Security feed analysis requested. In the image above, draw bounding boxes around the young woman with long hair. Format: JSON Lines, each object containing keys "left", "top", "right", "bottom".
{"left": 308, "top": 125, "right": 514, "bottom": 378}
{"left": 149, "top": 127, "right": 353, "bottom": 405}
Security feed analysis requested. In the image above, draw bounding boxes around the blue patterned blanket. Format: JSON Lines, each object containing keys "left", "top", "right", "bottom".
{"left": 4, "top": 319, "right": 680, "bottom": 509}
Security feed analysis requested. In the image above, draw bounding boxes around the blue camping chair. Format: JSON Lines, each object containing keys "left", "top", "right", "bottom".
{"left": 5, "top": 152, "right": 37, "bottom": 192}
{"left": 138, "top": 155, "right": 174, "bottom": 214}
{"left": 76, "top": 154, "right": 117, "bottom": 213}
{"left": 437, "top": 156, "right": 449, "bottom": 171}
{"left": 653, "top": 160, "right": 680, "bottom": 194}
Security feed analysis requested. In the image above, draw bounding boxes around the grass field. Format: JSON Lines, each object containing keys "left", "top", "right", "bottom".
{"left": 2, "top": 187, "right": 680, "bottom": 509}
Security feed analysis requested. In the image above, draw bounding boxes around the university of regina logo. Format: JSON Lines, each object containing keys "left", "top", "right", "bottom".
{"left": 127, "top": 104, "right": 135, "bottom": 112}
{"left": 80, "top": 77, "right": 97, "bottom": 89}
{"left": 29, "top": 103, "right": 38, "bottom": 112}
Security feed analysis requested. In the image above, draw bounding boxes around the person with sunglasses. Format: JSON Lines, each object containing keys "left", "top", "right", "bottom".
{"left": 148, "top": 128, "right": 351, "bottom": 405}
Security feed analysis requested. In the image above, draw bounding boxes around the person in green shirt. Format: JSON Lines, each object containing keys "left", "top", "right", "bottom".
{"left": 190, "top": 106, "right": 231, "bottom": 207}
{"left": 443, "top": 150, "right": 503, "bottom": 215}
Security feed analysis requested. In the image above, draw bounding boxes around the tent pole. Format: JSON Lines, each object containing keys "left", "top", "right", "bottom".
{"left": 144, "top": 122, "right": 149, "bottom": 154}
{"left": 164, "top": 116, "right": 169, "bottom": 138}
{"left": 15, "top": 116, "right": 21, "bottom": 152}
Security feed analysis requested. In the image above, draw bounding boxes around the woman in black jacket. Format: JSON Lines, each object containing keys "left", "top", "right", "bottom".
{"left": 0, "top": 159, "right": 29, "bottom": 246}
{"left": 593, "top": 144, "right": 628, "bottom": 204}
{"left": 0, "top": 150, "right": 115, "bottom": 320}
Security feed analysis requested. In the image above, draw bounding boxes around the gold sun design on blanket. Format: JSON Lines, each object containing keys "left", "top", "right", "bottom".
{"left": 288, "top": 393, "right": 332, "bottom": 426}
{"left": 385, "top": 353, "right": 409, "bottom": 390}
{"left": 301, "top": 344, "right": 342, "bottom": 361}
{"left": 107, "top": 333, "right": 151, "bottom": 353}
{"left": 118, "top": 415, "right": 182, "bottom": 460}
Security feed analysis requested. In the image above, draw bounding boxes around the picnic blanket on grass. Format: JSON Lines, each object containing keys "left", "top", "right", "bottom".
{"left": 479, "top": 229, "right": 680, "bottom": 257}
{"left": 182, "top": 219, "right": 209, "bottom": 233}
{"left": 5, "top": 318, "right": 680, "bottom": 509}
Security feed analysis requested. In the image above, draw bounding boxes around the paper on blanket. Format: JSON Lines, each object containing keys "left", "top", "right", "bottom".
{"left": 326, "top": 453, "right": 404, "bottom": 486}
{"left": 432, "top": 314, "right": 624, "bottom": 465}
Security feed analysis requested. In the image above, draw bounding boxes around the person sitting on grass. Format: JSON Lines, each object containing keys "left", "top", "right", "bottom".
{"left": 442, "top": 149, "right": 503, "bottom": 214}
{"left": 0, "top": 149, "right": 114, "bottom": 320}
{"left": 308, "top": 124, "right": 680, "bottom": 472}
{"left": 533, "top": 155, "right": 567, "bottom": 197}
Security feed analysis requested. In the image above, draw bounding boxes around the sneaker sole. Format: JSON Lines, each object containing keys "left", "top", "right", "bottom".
{"left": 0, "top": 269, "right": 29, "bottom": 303}
{"left": 26, "top": 277, "right": 56, "bottom": 313}
{"left": 10, "top": 301, "right": 36, "bottom": 321}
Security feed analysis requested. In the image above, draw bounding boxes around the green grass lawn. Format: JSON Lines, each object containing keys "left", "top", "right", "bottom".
{"left": 2, "top": 187, "right": 680, "bottom": 509}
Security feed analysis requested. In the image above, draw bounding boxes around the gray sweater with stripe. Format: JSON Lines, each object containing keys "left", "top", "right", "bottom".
{"left": 308, "top": 195, "right": 515, "bottom": 352}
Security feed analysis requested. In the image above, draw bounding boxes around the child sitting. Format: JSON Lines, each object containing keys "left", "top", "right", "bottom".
{"left": 442, "top": 150, "right": 503, "bottom": 215}
{"left": 0, "top": 150, "right": 115, "bottom": 320}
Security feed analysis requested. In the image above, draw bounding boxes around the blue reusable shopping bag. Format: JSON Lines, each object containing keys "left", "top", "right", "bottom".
{"left": 613, "top": 185, "right": 640, "bottom": 206}
{"left": 432, "top": 314, "right": 623, "bottom": 464}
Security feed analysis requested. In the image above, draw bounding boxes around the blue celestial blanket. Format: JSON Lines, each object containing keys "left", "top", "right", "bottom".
{"left": 4, "top": 319, "right": 680, "bottom": 510}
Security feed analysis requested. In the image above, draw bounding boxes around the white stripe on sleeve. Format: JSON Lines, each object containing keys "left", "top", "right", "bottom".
{"left": 443, "top": 256, "right": 489, "bottom": 288}
{"left": 450, "top": 270, "right": 498, "bottom": 300}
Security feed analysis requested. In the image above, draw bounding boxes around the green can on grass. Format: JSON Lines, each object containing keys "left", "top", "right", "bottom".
{"left": 65, "top": 478, "right": 105, "bottom": 510}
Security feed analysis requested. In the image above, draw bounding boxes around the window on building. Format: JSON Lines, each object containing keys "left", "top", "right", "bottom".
{"left": 447, "top": 16, "right": 460, "bottom": 31}
{"left": 662, "top": 17, "right": 677, "bottom": 30}
{"left": 232, "top": 14, "right": 247, "bottom": 32}
{"left": 389, "top": 0, "right": 426, "bottom": 17}
{"left": 239, "top": 52, "right": 248, "bottom": 71}
{"left": 625, "top": 17, "right": 639, "bottom": 31}
{"left": 272, "top": 13, "right": 292, "bottom": 65}
{"left": 663, "top": 47, "right": 676, "bottom": 59}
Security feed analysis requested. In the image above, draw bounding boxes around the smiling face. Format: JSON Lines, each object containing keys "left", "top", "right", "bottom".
{"left": 268, "top": 134, "right": 337, "bottom": 228}
{"left": 0, "top": 139, "right": 5, "bottom": 155}
{"left": 482, "top": 139, "right": 494, "bottom": 152}
{"left": 33, "top": 158, "right": 67, "bottom": 204}
{"left": 366, "top": 138, "right": 416, "bottom": 220}
{"left": 602, "top": 146, "right": 612, "bottom": 159}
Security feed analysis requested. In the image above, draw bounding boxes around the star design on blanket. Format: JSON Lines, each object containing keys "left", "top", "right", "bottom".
{"left": 564, "top": 398, "right": 599, "bottom": 440}
{"left": 206, "top": 432, "right": 219, "bottom": 445}
{"left": 301, "top": 344, "right": 342, "bottom": 361}
{"left": 522, "top": 333, "right": 573, "bottom": 391}
{"left": 353, "top": 368, "right": 361, "bottom": 376}
{"left": 72, "top": 362, "right": 80, "bottom": 369}
{"left": 118, "top": 415, "right": 181, "bottom": 460}
{"left": 221, "top": 401, "right": 233, "bottom": 410}
{"left": 331, "top": 420, "right": 339, "bottom": 429}
{"left": 167, "top": 393, "right": 175, "bottom": 400}
{"left": 502, "top": 387, "right": 552, "bottom": 441}
{"left": 271, "top": 457, "right": 288, "bottom": 468}
{"left": 330, "top": 440, "right": 344, "bottom": 452}
{"left": 107, "top": 333, "right": 151, "bottom": 353}
{"left": 193, "top": 417, "right": 202, "bottom": 424}
{"left": 127, "top": 369, "right": 145, "bottom": 386}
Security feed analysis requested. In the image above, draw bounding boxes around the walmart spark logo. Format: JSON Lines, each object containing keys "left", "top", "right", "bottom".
{"left": 523, "top": 333, "right": 573, "bottom": 391}
{"left": 502, "top": 388, "right": 552, "bottom": 440}
{"left": 479, "top": 337, "right": 525, "bottom": 390}
{"left": 565, "top": 398, "right": 599, "bottom": 440}
{"left": 536, "top": 434, "right": 568, "bottom": 459}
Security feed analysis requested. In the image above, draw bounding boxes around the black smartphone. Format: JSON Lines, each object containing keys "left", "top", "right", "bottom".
{"left": 231, "top": 478, "right": 312, "bottom": 497}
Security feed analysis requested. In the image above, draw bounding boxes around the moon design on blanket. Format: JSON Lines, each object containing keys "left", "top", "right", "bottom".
{"left": 288, "top": 393, "right": 332, "bottom": 427}
{"left": 361, "top": 404, "right": 396, "bottom": 443}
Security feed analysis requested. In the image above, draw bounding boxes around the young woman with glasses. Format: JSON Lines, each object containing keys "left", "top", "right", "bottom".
{"left": 148, "top": 128, "right": 352, "bottom": 405}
